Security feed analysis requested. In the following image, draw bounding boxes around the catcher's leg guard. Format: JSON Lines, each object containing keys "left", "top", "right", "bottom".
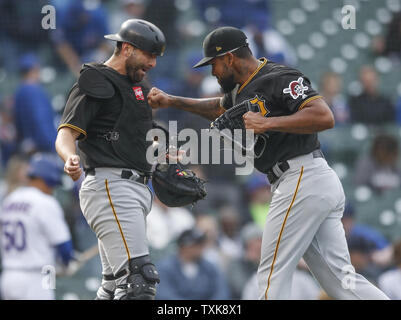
{"left": 121, "top": 255, "right": 160, "bottom": 300}
{"left": 95, "top": 270, "right": 126, "bottom": 300}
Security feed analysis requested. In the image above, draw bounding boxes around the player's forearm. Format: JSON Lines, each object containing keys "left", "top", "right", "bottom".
{"left": 167, "top": 95, "right": 225, "bottom": 121}
{"left": 265, "top": 114, "right": 332, "bottom": 134}
{"left": 264, "top": 101, "right": 334, "bottom": 134}
{"left": 55, "top": 128, "right": 79, "bottom": 162}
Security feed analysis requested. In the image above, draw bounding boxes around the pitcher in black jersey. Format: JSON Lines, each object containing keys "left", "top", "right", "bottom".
{"left": 148, "top": 26, "right": 389, "bottom": 300}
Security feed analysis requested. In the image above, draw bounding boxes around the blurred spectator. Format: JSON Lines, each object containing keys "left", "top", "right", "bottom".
{"left": 196, "top": 214, "right": 226, "bottom": 269}
{"left": 226, "top": 223, "right": 262, "bottom": 299}
{"left": 319, "top": 72, "right": 350, "bottom": 125}
{"left": 244, "top": 27, "right": 297, "bottom": 66}
{"left": 143, "top": 0, "right": 181, "bottom": 81}
{"left": 383, "top": 12, "right": 401, "bottom": 60}
{"left": 397, "top": 95, "right": 401, "bottom": 124}
{"left": 156, "top": 227, "right": 230, "bottom": 300}
{"left": 341, "top": 202, "right": 391, "bottom": 258}
{"left": 109, "top": 0, "right": 147, "bottom": 34}
{"left": 195, "top": 0, "right": 297, "bottom": 65}
{"left": 0, "top": 96, "right": 17, "bottom": 166}
{"left": 217, "top": 206, "right": 243, "bottom": 262}
{"left": 353, "top": 134, "right": 401, "bottom": 193}
{"left": 373, "top": 13, "right": 401, "bottom": 61}
{"left": 348, "top": 66, "right": 395, "bottom": 124}
{"left": 146, "top": 194, "right": 195, "bottom": 262}
{"left": 347, "top": 234, "right": 382, "bottom": 284}
{"left": 342, "top": 202, "right": 392, "bottom": 267}
{"left": 183, "top": 165, "right": 242, "bottom": 218}
{"left": 0, "top": 0, "right": 49, "bottom": 71}
{"left": 180, "top": 53, "right": 207, "bottom": 98}
{"left": 378, "top": 240, "right": 401, "bottom": 299}
{"left": 13, "top": 53, "right": 57, "bottom": 155}
{"left": 245, "top": 172, "right": 271, "bottom": 228}
{"left": 196, "top": 0, "right": 271, "bottom": 30}
{"left": 193, "top": 180, "right": 244, "bottom": 214}
{"left": 0, "top": 154, "right": 29, "bottom": 201}
{"left": 144, "top": 0, "right": 180, "bottom": 51}
{"left": 51, "top": 0, "right": 111, "bottom": 75}
{"left": 0, "top": 154, "right": 73, "bottom": 300}
{"left": 241, "top": 259, "right": 321, "bottom": 300}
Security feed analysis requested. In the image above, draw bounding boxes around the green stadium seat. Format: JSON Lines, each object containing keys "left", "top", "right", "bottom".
{"left": 271, "top": 0, "right": 400, "bottom": 97}
{"left": 354, "top": 188, "right": 401, "bottom": 241}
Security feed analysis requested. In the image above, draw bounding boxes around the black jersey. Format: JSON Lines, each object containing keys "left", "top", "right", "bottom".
{"left": 221, "top": 58, "right": 323, "bottom": 173}
{"left": 58, "top": 63, "right": 153, "bottom": 173}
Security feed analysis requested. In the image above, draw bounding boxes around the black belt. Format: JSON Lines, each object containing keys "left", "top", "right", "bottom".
{"left": 85, "top": 168, "right": 150, "bottom": 185}
{"left": 267, "top": 149, "right": 325, "bottom": 184}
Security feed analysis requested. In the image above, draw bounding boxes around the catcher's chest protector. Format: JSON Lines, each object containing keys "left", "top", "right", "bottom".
{"left": 79, "top": 63, "right": 153, "bottom": 173}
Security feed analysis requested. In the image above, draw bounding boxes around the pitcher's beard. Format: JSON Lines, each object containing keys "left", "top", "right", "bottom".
{"left": 219, "top": 74, "right": 236, "bottom": 93}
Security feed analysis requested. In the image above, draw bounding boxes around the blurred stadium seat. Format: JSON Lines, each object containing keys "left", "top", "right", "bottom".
{"left": 354, "top": 188, "right": 401, "bottom": 241}
{"left": 271, "top": 0, "right": 400, "bottom": 100}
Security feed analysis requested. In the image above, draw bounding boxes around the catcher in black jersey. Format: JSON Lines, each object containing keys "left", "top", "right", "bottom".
{"left": 56, "top": 19, "right": 165, "bottom": 301}
{"left": 148, "top": 26, "right": 389, "bottom": 300}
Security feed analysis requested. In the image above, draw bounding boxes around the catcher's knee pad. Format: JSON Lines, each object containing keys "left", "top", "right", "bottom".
{"left": 125, "top": 255, "right": 160, "bottom": 300}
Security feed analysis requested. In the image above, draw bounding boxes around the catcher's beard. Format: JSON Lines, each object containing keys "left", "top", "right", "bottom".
{"left": 125, "top": 53, "right": 146, "bottom": 83}
{"left": 218, "top": 72, "right": 236, "bottom": 94}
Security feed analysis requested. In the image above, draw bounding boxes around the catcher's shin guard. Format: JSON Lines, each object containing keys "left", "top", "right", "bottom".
{"left": 121, "top": 255, "right": 160, "bottom": 300}
{"left": 95, "top": 269, "right": 128, "bottom": 300}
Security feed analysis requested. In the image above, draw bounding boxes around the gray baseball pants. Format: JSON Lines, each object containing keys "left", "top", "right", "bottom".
{"left": 79, "top": 167, "right": 153, "bottom": 299}
{"left": 257, "top": 152, "right": 389, "bottom": 300}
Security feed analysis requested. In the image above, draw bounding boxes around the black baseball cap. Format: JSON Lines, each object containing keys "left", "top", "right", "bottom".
{"left": 193, "top": 27, "right": 249, "bottom": 68}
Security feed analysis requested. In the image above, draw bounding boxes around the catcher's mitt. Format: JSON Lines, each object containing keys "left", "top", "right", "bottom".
{"left": 210, "top": 100, "right": 267, "bottom": 158}
{"left": 210, "top": 100, "right": 259, "bottom": 131}
{"left": 151, "top": 163, "right": 207, "bottom": 207}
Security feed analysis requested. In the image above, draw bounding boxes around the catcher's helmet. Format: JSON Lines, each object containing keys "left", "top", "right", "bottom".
{"left": 27, "top": 153, "right": 63, "bottom": 187}
{"left": 105, "top": 19, "right": 166, "bottom": 56}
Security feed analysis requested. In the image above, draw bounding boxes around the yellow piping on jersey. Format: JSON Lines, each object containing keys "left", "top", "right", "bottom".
{"left": 58, "top": 123, "right": 87, "bottom": 140}
{"left": 298, "top": 95, "right": 323, "bottom": 111}
{"left": 237, "top": 58, "right": 267, "bottom": 95}
{"left": 105, "top": 179, "right": 131, "bottom": 260}
{"left": 264, "top": 166, "right": 304, "bottom": 300}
